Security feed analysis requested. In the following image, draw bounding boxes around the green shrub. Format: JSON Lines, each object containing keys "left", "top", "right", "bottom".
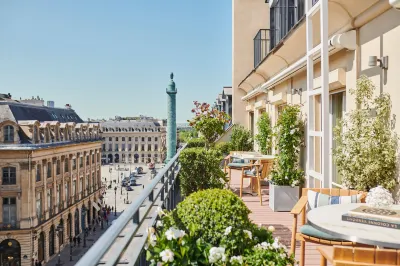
{"left": 186, "top": 138, "right": 206, "bottom": 148}
{"left": 215, "top": 142, "right": 231, "bottom": 155}
{"left": 230, "top": 125, "right": 253, "bottom": 151}
{"left": 179, "top": 148, "right": 226, "bottom": 196}
{"left": 176, "top": 189, "right": 253, "bottom": 245}
{"left": 255, "top": 112, "right": 273, "bottom": 154}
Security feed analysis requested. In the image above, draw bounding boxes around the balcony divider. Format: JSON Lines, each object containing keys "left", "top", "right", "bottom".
{"left": 76, "top": 144, "right": 186, "bottom": 266}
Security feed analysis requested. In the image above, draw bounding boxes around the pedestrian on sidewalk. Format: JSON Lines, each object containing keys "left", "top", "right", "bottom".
{"left": 106, "top": 219, "right": 109, "bottom": 226}
{"left": 111, "top": 206, "right": 114, "bottom": 212}
{"left": 77, "top": 236, "right": 81, "bottom": 246}
{"left": 73, "top": 236, "right": 77, "bottom": 247}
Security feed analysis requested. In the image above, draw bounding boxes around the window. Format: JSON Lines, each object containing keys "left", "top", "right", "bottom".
{"left": 331, "top": 91, "right": 346, "bottom": 186}
{"left": 47, "top": 162, "right": 52, "bottom": 178}
{"left": 141, "top": 144, "right": 145, "bottom": 151}
{"left": 64, "top": 159, "right": 69, "bottom": 173}
{"left": 135, "top": 137, "right": 138, "bottom": 142}
{"left": 122, "top": 144, "right": 126, "bottom": 151}
{"left": 3, "top": 125, "right": 14, "bottom": 143}
{"left": 86, "top": 155, "right": 89, "bottom": 165}
{"left": 109, "top": 137, "right": 112, "bottom": 141}
{"left": 92, "top": 154, "right": 94, "bottom": 164}
{"left": 85, "top": 176, "right": 89, "bottom": 194}
{"left": 128, "top": 144, "right": 132, "bottom": 151}
{"left": 2, "top": 167, "right": 16, "bottom": 185}
{"left": 128, "top": 137, "right": 131, "bottom": 141}
{"left": 148, "top": 144, "right": 151, "bottom": 151}
{"left": 155, "top": 144, "right": 158, "bottom": 151}
{"left": 56, "top": 160, "right": 61, "bottom": 175}
{"left": 36, "top": 165, "right": 41, "bottom": 182}
{"left": 116, "top": 137, "right": 119, "bottom": 141}
{"left": 115, "top": 144, "right": 119, "bottom": 151}
{"left": 141, "top": 137, "right": 145, "bottom": 142}
{"left": 49, "top": 225, "right": 55, "bottom": 256}
{"left": 73, "top": 181, "right": 76, "bottom": 197}
{"left": 108, "top": 144, "right": 112, "bottom": 151}
{"left": 73, "top": 159, "right": 77, "bottom": 170}
{"left": 155, "top": 137, "right": 158, "bottom": 142}
{"left": 65, "top": 183, "right": 70, "bottom": 203}
{"left": 122, "top": 137, "right": 125, "bottom": 141}
{"left": 3, "top": 197, "right": 17, "bottom": 226}
{"left": 57, "top": 185, "right": 61, "bottom": 208}
{"left": 148, "top": 137, "right": 151, "bottom": 141}
{"left": 79, "top": 157, "right": 83, "bottom": 168}
{"left": 102, "top": 144, "right": 106, "bottom": 151}
{"left": 79, "top": 179, "right": 83, "bottom": 198}
{"left": 48, "top": 188, "right": 53, "bottom": 214}
{"left": 36, "top": 192, "right": 42, "bottom": 219}
{"left": 134, "top": 144, "right": 138, "bottom": 151}
{"left": 276, "top": 104, "right": 287, "bottom": 123}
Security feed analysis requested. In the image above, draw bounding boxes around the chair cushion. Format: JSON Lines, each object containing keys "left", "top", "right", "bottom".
{"left": 227, "top": 162, "right": 250, "bottom": 168}
{"left": 244, "top": 170, "right": 256, "bottom": 176}
{"left": 307, "top": 190, "right": 362, "bottom": 210}
{"left": 232, "top": 158, "right": 245, "bottom": 164}
{"left": 299, "top": 224, "right": 344, "bottom": 241}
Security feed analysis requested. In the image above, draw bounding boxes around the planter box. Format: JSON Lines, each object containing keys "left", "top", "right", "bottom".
{"left": 269, "top": 184, "right": 299, "bottom": 212}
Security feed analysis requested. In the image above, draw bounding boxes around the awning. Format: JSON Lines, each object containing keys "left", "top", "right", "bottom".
{"left": 92, "top": 202, "right": 100, "bottom": 211}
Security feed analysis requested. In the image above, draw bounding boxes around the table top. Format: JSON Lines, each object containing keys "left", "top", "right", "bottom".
{"left": 307, "top": 203, "right": 400, "bottom": 248}
{"left": 231, "top": 153, "right": 276, "bottom": 160}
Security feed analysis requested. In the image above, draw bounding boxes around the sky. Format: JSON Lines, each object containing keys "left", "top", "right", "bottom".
{"left": 0, "top": 1, "right": 232, "bottom": 123}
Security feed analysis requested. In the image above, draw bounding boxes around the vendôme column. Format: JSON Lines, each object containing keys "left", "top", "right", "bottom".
{"left": 165, "top": 72, "right": 177, "bottom": 163}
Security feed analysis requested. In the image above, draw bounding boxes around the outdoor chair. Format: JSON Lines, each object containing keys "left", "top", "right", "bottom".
{"left": 290, "top": 188, "right": 367, "bottom": 266}
{"left": 317, "top": 245, "right": 400, "bottom": 266}
{"left": 224, "top": 151, "right": 259, "bottom": 186}
{"left": 240, "top": 160, "right": 273, "bottom": 205}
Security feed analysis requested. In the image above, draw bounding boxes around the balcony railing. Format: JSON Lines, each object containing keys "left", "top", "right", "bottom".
{"left": 76, "top": 144, "right": 186, "bottom": 266}
{"left": 254, "top": 29, "right": 270, "bottom": 68}
{"left": 0, "top": 223, "right": 19, "bottom": 231}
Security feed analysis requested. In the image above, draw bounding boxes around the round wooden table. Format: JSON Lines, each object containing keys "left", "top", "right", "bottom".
{"left": 307, "top": 203, "right": 400, "bottom": 248}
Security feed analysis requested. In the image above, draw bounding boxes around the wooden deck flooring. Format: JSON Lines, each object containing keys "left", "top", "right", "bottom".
{"left": 229, "top": 169, "right": 327, "bottom": 266}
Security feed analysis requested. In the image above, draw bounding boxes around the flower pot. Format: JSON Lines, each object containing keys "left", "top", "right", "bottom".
{"left": 269, "top": 184, "right": 299, "bottom": 212}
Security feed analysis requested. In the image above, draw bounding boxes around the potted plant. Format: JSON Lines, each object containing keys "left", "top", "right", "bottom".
{"left": 269, "top": 105, "right": 304, "bottom": 212}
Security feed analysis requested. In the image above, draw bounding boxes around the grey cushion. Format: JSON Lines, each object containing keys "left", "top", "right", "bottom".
{"left": 232, "top": 158, "right": 245, "bottom": 164}
{"left": 299, "top": 224, "right": 344, "bottom": 241}
{"left": 227, "top": 162, "right": 250, "bottom": 168}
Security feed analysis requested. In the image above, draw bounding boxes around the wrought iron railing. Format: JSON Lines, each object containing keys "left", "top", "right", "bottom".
{"left": 254, "top": 29, "right": 270, "bottom": 68}
{"left": 0, "top": 223, "right": 19, "bottom": 231}
{"left": 76, "top": 144, "right": 186, "bottom": 266}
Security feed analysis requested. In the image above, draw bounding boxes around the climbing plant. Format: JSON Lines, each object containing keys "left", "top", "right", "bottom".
{"left": 333, "top": 75, "right": 398, "bottom": 191}
{"left": 230, "top": 125, "right": 253, "bottom": 152}
{"left": 255, "top": 112, "right": 273, "bottom": 154}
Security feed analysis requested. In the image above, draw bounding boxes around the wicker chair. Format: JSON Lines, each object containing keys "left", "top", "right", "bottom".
{"left": 318, "top": 245, "right": 400, "bottom": 266}
{"left": 240, "top": 159, "right": 273, "bottom": 205}
{"left": 290, "top": 188, "right": 367, "bottom": 266}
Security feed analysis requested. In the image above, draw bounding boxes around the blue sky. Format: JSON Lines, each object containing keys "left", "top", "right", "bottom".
{"left": 0, "top": 1, "right": 232, "bottom": 123}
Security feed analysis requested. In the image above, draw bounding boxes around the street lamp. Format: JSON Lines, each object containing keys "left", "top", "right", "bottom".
{"left": 114, "top": 187, "right": 117, "bottom": 216}
{"left": 55, "top": 224, "right": 63, "bottom": 266}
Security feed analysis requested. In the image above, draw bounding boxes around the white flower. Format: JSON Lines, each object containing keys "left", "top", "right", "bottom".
{"left": 268, "top": 225, "right": 275, "bottom": 232}
{"left": 209, "top": 247, "right": 226, "bottom": 263}
{"left": 366, "top": 186, "right": 394, "bottom": 208}
{"left": 280, "top": 253, "right": 287, "bottom": 259}
{"left": 290, "top": 129, "right": 295, "bottom": 135}
{"left": 149, "top": 234, "right": 157, "bottom": 247}
{"left": 156, "top": 207, "right": 165, "bottom": 217}
{"left": 165, "top": 227, "right": 185, "bottom": 240}
{"left": 224, "top": 226, "right": 232, "bottom": 235}
{"left": 160, "top": 249, "right": 174, "bottom": 262}
{"left": 147, "top": 227, "right": 155, "bottom": 235}
{"left": 156, "top": 220, "right": 163, "bottom": 228}
{"left": 243, "top": 230, "right": 252, "bottom": 239}
{"left": 230, "top": 255, "right": 243, "bottom": 264}
{"left": 272, "top": 237, "right": 281, "bottom": 249}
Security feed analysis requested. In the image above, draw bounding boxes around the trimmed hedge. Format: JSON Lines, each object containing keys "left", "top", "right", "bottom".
{"left": 179, "top": 147, "right": 226, "bottom": 197}
{"left": 186, "top": 138, "right": 206, "bottom": 148}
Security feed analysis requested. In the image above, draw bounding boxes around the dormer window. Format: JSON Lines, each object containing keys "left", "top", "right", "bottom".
{"left": 3, "top": 125, "right": 14, "bottom": 143}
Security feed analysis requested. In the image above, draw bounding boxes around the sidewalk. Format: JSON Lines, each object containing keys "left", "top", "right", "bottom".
{"left": 46, "top": 212, "right": 122, "bottom": 266}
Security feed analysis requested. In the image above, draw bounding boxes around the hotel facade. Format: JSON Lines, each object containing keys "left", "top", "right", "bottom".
{"left": 231, "top": 0, "right": 400, "bottom": 188}
{"left": 0, "top": 96, "right": 103, "bottom": 265}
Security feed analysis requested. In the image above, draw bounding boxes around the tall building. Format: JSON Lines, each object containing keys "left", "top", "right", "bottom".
{"left": 0, "top": 95, "right": 103, "bottom": 265}
{"left": 100, "top": 117, "right": 167, "bottom": 164}
{"left": 214, "top": 86, "right": 233, "bottom": 131}
{"left": 232, "top": 0, "right": 400, "bottom": 188}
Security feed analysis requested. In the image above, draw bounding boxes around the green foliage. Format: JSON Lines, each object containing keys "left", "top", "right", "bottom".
{"left": 215, "top": 142, "right": 231, "bottom": 155}
{"left": 176, "top": 189, "right": 253, "bottom": 246}
{"left": 188, "top": 101, "right": 230, "bottom": 148}
{"left": 146, "top": 191, "right": 296, "bottom": 265}
{"left": 230, "top": 125, "right": 253, "bottom": 151}
{"left": 178, "top": 130, "right": 198, "bottom": 143}
{"left": 186, "top": 138, "right": 206, "bottom": 148}
{"left": 333, "top": 75, "right": 398, "bottom": 191}
{"left": 179, "top": 148, "right": 227, "bottom": 197}
{"left": 270, "top": 105, "right": 304, "bottom": 186}
{"left": 255, "top": 112, "right": 273, "bottom": 154}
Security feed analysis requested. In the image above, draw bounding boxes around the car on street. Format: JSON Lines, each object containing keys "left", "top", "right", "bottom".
{"left": 126, "top": 186, "right": 133, "bottom": 191}
{"left": 121, "top": 180, "right": 127, "bottom": 187}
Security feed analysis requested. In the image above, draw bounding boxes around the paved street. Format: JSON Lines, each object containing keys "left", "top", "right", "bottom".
{"left": 46, "top": 163, "right": 162, "bottom": 266}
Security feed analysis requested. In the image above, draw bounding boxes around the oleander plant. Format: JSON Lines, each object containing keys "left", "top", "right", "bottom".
{"left": 146, "top": 189, "right": 297, "bottom": 266}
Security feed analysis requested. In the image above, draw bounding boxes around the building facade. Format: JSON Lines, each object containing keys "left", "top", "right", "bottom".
{"left": 232, "top": 0, "right": 400, "bottom": 188}
{"left": 214, "top": 86, "right": 233, "bottom": 131}
{"left": 100, "top": 117, "right": 167, "bottom": 164}
{"left": 0, "top": 97, "right": 103, "bottom": 265}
